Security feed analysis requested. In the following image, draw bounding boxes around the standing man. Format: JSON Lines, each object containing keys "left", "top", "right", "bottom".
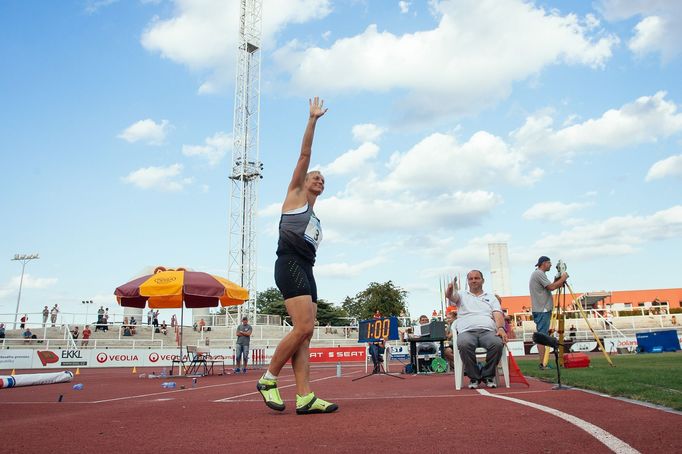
{"left": 20, "top": 314, "right": 28, "bottom": 329}
{"left": 529, "top": 256, "right": 568, "bottom": 369}
{"left": 50, "top": 304, "right": 59, "bottom": 327}
{"left": 42, "top": 306, "right": 49, "bottom": 326}
{"left": 445, "top": 270, "right": 507, "bottom": 389}
{"left": 81, "top": 325, "right": 92, "bottom": 347}
{"left": 235, "top": 316, "right": 252, "bottom": 374}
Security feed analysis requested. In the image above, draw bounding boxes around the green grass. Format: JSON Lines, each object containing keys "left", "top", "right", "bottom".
{"left": 516, "top": 352, "right": 682, "bottom": 411}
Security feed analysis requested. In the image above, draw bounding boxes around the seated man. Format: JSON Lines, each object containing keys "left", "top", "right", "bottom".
{"left": 443, "top": 309, "right": 457, "bottom": 369}
{"left": 445, "top": 270, "right": 507, "bottom": 389}
{"left": 407, "top": 315, "right": 438, "bottom": 372}
{"left": 23, "top": 327, "right": 33, "bottom": 343}
{"left": 368, "top": 339, "right": 386, "bottom": 373}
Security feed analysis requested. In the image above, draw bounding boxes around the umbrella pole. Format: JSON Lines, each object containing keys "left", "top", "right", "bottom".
{"left": 179, "top": 306, "right": 184, "bottom": 376}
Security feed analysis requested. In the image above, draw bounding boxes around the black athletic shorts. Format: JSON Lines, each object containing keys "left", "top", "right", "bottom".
{"left": 274, "top": 254, "right": 317, "bottom": 302}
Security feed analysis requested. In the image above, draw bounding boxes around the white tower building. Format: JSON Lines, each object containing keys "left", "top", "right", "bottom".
{"left": 488, "top": 243, "right": 512, "bottom": 297}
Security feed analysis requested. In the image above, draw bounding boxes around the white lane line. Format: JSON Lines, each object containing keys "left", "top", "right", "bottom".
{"left": 214, "top": 374, "right": 341, "bottom": 402}
{"left": 90, "top": 378, "right": 283, "bottom": 404}
{"left": 478, "top": 389, "right": 640, "bottom": 454}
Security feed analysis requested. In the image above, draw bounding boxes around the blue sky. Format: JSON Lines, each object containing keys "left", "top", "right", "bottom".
{"left": 2, "top": 0, "right": 681, "bottom": 322}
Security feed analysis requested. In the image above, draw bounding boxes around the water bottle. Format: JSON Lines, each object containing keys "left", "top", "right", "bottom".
{"left": 72, "top": 383, "right": 84, "bottom": 390}
{"left": 336, "top": 361, "right": 341, "bottom": 377}
{"left": 161, "top": 367, "right": 167, "bottom": 378}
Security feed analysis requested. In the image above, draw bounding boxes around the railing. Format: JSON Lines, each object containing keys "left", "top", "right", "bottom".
{"left": 0, "top": 337, "right": 165, "bottom": 349}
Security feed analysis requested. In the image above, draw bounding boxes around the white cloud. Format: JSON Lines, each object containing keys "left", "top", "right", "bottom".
{"left": 273, "top": 0, "right": 617, "bottom": 122}
{"left": 352, "top": 123, "right": 385, "bottom": 142}
{"left": 315, "top": 256, "right": 386, "bottom": 278}
{"left": 0, "top": 274, "right": 58, "bottom": 299}
{"left": 182, "top": 132, "right": 231, "bottom": 166}
{"left": 84, "top": 0, "right": 118, "bottom": 14}
{"left": 646, "top": 154, "right": 682, "bottom": 181}
{"left": 141, "top": 0, "right": 332, "bottom": 93}
{"left": 512, "top": 92, "right": 682, "bottom": 156}
{"left": 399, "top": 1, "right": 410, "bottom": 14}
{"left": 599, "top": 0, "right": 682, "bottom": 61}
{"left": 122, "top": 163, "right": 192, "bottom": 191}
{"left": 318, "top": 189, "right": 501, "bottom": 233}
{"left": 533, "top": 205, "right": 682, "bottom": 259}
{"left": 321, "top": 142, "right": 379, "bottom": 175}
{"left": 118, "top": 119, "right": 171, "bottom": 145}
{"left": 382, "top": 131, "right": 542, "bottom": 191}
{"left": 523, "top": 201, "right": 589, "bottom": 222}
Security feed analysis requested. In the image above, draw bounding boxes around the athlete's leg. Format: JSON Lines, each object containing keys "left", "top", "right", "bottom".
{"left": 266, "top": 295, "right": 316, "bottom": 378}
{"left": 290, "top": 300, "right": 316, "bottom": 395}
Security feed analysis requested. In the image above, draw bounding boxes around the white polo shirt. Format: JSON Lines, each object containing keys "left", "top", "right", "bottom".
{"left": 452, "top": 290, "right": 502, "bottom": 334}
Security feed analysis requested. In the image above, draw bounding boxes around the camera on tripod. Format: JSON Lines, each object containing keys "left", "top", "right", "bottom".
{"left": 555, "top": 259, "right": 569, "bottom": 281}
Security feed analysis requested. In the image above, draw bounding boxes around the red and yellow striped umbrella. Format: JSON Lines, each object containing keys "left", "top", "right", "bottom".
{"left": 115, "top": 266, "right": 248, "bottom": 309}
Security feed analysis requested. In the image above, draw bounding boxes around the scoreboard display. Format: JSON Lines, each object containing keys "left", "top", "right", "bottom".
{"left": 357, "top": 317, "right": 400, "bottom": 342}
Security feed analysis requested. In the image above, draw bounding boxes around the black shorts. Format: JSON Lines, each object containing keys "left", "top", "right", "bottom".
{"left": 274, "top": 255, "right": 317, "bottom": 302}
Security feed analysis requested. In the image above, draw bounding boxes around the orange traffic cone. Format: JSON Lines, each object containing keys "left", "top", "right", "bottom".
{"left": 10, "top": 369, "right": 16, "bottom": 375}
{"left": 132, "top": 366, "right": 137, "bottom": 374}
{"left": 75, "top": 368, "right": 80, "bottom": 375}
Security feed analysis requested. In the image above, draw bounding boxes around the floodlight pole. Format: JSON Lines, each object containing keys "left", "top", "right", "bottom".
{"left": 82, "top": 300, "right": 93, "bottom": 325}
{"left": 11, "top": 253, "right": 40, "bottom": 329}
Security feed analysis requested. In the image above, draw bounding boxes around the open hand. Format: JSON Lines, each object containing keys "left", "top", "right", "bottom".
{"left": 309, "top": 96, "right": 328, "bottom": 119}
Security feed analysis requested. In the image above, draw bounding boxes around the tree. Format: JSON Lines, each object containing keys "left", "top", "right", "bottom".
{"left": 316, "top": 299, "right": 348, "bottom": 326}
{"left": 256, "top": 287, "right": 286, "bottom": 318}
{"left": 342, "top": 281, "right": 408, "bottom": 321}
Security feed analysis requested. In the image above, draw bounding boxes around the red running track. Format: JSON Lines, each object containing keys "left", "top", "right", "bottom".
{"left": 0, "top": 365, "right": 680, "bottom": 453}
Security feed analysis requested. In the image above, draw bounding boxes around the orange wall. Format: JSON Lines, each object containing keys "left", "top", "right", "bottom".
{"left": 499, "top": 288, "right": 682, "bottom": 314}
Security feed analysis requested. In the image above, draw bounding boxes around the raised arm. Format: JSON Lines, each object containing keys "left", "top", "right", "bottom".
{"left": 287, "top": 97, "right": 327, "bottom": 195}
{"left": 445, "top": 277, "right": 460, "bottom": 306}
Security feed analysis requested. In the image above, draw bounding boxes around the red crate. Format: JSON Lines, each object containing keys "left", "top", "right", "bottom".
{"left": 563, "top": 353, "right": 590, "bottom": 368}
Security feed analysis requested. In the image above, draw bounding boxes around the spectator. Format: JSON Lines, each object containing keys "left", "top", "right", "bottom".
{"left": 81, "top": 325, "right": 92, "bottom": 347}
{"left": 0, "top": 323, "right": 5, "bottom": 339}
{"left": 42, "top": 306, "right": 49, "bottom": 326}
{"left": 147, "top": 309, "right": 154, "bottom": 325}
{"left": 71, "top": 326, "right": 80, "bottom": 340}
{"left": 373, "top": 310, "right": 382, "bottom": 319}
{"left": 129, "top": 317, "right": 137, "bottom": 335}
{"left": 23, "top": 327, "right": 33, "bottom": 343}
{"left": 198, "top": 318, "right": 206, "bottom": 332}
{"left": 20, "top": 314, "right": 28, "bottom": 329}
{"left": 504, "top": 317, "right": 515, "bottom": 340}
{"left": 97, "top": 305, "right": 105, "bottom": 324}
{"left": 325, "top": 322, "right": 332, "bottom": 334}
{"left": 672, "top": 315, "right": 678, "bottom": 326}
{"left": 443, "top": 310, "right": 457, "bottom": 369}
{"left": 171, "top": 314, "right": 177, "bottom": 328}
{"left": 368, "top": 338, "right": 386, "bottom": 373}
{"left": 205, "top": 336, "right": 210, "bottom": 347}
{"left": 160, "top": 321, "right": 168, "bottom": 335}
{"left": 193, "top": 321, "right": 198, "bottom": 332}
{"left": 123, "top": 325, "right": 132, "bottom": 336}
{"left": 569, "top": 325, "right": 577, "bottom": 340}
{"left": 445, "top": 270, "right": 507, "bottom": 389}
{"left": 50, "top": 304, "right": 59, "bottom": 326}
{"left": 234, "top": 316, "right": 252, "bottom": 373}
{"left": 152, "top": 310, "right": 159, "bottom": 327}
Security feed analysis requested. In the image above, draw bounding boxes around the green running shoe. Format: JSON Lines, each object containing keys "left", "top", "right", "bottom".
{"left": 295, "top": 393, "right": 338, "bottom": 415}
{"left": 256, "top": 376, "right": 285, "bottom": 411}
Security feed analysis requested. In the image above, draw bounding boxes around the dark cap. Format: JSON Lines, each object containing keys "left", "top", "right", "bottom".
{"left": 242, "top": 316, "right": 248, "bottom": 321}
{"left": 535, "top": 256, "right": 550, "bottom": 267}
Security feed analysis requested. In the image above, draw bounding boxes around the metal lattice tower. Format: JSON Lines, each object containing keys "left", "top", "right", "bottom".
{"left": 229, "top": 0, "right": 262, "bottom": 322}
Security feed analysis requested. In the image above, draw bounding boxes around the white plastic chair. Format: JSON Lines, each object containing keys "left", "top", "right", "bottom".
{"left": 453, "top": 336, "right": 510, "bottom": 390}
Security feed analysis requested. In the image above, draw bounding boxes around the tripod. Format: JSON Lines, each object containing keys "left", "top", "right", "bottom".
{"left": 353, "top": 343, "right": 404, "bottom": 382}
{"left": 543, "top": 265, "right": 614, "bottom": 368}
{"left": 533, "top": 332, "right": 570, "bottom": 390}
